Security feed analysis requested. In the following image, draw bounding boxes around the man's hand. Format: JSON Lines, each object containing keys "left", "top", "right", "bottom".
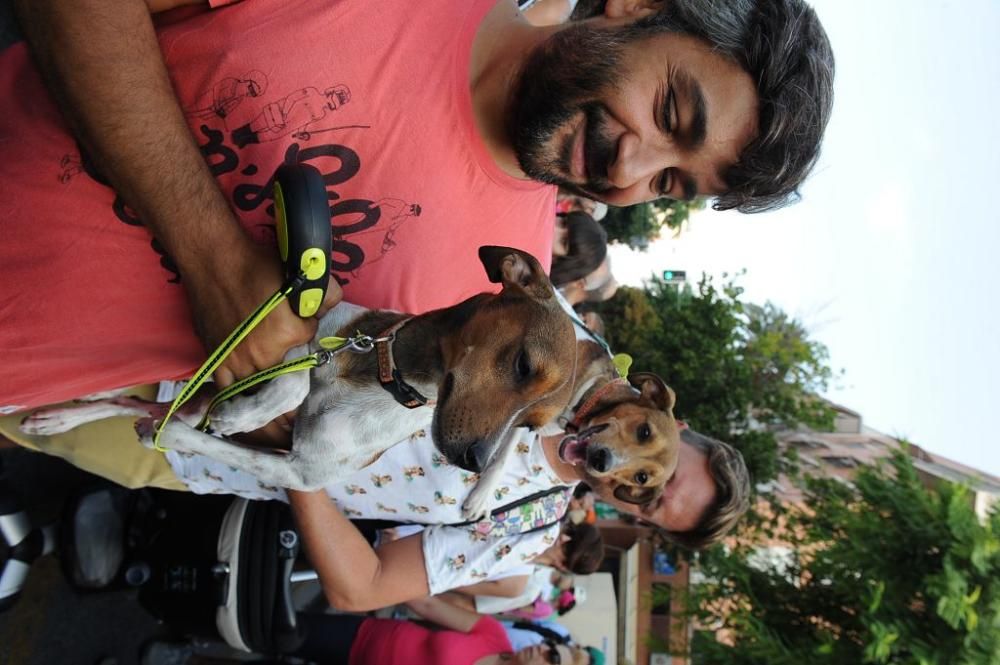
{"left": 184, "top": 240, "right": 342, "bottom": 388}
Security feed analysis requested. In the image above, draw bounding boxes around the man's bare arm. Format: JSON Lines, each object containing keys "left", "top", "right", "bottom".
{"left": 452, "top": 575, "right": 529, "bottom": 599}
{"left": 405, "top": 595, "right": 482, "bottom": 634}
{"left": 14, "top": 0, "right": 340, "bottom": 386}
{"left": 288, "top": 489, "right": 431, "bottom": 611}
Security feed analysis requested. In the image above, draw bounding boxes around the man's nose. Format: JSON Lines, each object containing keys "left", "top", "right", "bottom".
{"left": 607, "top": 132, "right": 674, "bottom": 191}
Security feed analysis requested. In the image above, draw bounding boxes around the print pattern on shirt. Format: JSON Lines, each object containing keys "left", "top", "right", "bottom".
{"left": 60, "top": 75, "right": 422, "bottom": 288}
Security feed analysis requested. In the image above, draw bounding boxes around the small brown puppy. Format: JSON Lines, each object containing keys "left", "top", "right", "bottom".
{"left": 556, "top": 343, "right": 681, "bottom": 506}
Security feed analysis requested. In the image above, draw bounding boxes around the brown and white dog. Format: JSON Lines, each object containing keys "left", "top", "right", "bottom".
{"left": 20, "top": 246, "right": 577, "bottom": 497}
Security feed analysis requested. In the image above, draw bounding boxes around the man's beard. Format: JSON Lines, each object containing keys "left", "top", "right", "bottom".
{"left": 509, "top": 23, "right": 630, "bottom": 198}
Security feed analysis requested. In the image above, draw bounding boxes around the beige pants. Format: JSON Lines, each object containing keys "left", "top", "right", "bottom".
{"left": 0, "top": 384, "right": 187, "bottom": 491}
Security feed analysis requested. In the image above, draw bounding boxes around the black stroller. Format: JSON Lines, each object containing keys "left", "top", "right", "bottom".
{"left": 2, "top": 484, "right": 313, "bottom": 658}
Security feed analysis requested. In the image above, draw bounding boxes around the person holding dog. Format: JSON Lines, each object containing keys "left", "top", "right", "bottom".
{"left": 1, "top": 389, "right": 747, "bottom": 608}
{"left": 0, "top": 0, "right": 809, "bottom": 619}
{"left": 0, "top": 0, "right": 834, "bottom": 414}
{"left": 437, "top": 521, "right": 604, "bottom": 615}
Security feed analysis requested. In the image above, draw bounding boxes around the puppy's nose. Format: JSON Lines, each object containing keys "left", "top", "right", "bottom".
{"left": 588, "top": 447, "right": 610, "bottom": 473}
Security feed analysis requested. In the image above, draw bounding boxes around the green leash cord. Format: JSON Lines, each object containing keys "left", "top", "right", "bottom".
{"left": 193, "top": 334, "right": 371, "bottom": 432}
{"left": 153, "top": 275, "right": 303, "bottom": 450}
{"left": 194, "top": 352, "right": 323, "bottom": 432}
{"left": 153, "top": 163, "right": 335, "bottom": 451}
{"left": 152, "top": 280, "right": 373, "bottom": 451}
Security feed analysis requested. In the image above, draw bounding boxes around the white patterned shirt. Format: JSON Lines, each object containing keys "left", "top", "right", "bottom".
{"left": 166, "top": 426, "right": 575, "bottom": 594}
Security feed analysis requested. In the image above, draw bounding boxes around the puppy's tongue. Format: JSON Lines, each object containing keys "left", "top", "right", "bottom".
{"left": 558, "top": 434, "right": 589, "bottom": 466}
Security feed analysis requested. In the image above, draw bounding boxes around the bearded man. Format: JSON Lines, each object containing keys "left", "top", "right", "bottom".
{"left": 1, "top": 0, "right": 832, "bottom": 412}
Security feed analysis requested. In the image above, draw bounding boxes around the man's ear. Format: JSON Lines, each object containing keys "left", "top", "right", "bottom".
{"left": 478, "top": 245, "right": 556, "bottom": 301}
{"left": 603, "top": 0, "right": 662, "bottom": 20}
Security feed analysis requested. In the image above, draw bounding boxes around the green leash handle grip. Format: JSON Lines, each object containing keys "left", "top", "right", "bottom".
{"left": 274, "top": 163, "right": 332, "bottom": 318}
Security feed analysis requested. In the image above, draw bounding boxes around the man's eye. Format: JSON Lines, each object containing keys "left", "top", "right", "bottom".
{"left": 663, "top": 86, "right": 676, "bottom": 133}
{"left": 656, "top": 169, "right": 674, "bottom": 198}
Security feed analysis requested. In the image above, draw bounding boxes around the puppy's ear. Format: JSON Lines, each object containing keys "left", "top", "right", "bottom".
{"left": 627, "top": 372, "right": 675, "bottom": 412}
{"left": 478, "top": 245, "right": 555, "bottom": 301}
{"left": 613, "top": 483, "right": 662, "bottom": 506}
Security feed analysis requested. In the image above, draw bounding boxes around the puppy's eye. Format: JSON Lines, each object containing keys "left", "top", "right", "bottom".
{"left": 514, "top": 350, "right": 531, "bottom": 381}
{"left": 634, "top": 471, "right": 649, "bottom": 485}
{"left": 637, "top": 424, "right": 651, "bottom": 441}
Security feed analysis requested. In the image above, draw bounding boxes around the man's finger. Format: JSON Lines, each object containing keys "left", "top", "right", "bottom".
{"left": 315, "top": 279, "right": 344, "bottom": 319}
{"left": 214, "top": 365, "right": 236, "bottom": 390}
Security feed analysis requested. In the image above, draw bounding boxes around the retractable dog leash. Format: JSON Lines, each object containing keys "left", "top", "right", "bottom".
{"left": 154, "top": 164, "right": 346, "bottom": 450}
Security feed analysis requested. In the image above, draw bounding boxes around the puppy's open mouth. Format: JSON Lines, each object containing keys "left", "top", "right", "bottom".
{"left": 558, "top": 424, "right": 606, "bottom": 466}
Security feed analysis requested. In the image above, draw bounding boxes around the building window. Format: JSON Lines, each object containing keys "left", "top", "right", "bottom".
{"left": 786, "top": 437, "right": 829, "bottom": 450}
{"left": 821, "top": 455, "right": 859, "bottom": 469}
{"left": 651, "top": 582, "right": 671, "bottom": 616}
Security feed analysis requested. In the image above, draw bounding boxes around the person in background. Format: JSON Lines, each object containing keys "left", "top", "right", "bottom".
{"left": 556, "top": 191, "right": 608, "bottom": 222}
{"left": 443, "top": 521, "right": 604, "bottom": 615}
{"left": 140, "top": 601, "right": 604, "bottom": 664}
{"left": 288, "top": 594, "right": 601, "bottom": 665}
{"left": 551, "top": 211, "right": 609, "bottom": 284}
{"left": 500, "top": 617, "right": 575, "bottom": 652}
{"left": 567, "top": 486, "right": 597, "bottom": 525}
{"left": 558, "top": 254, "right": 618, "bottom": 306}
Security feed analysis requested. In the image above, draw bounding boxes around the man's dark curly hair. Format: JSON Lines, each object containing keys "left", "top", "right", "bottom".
{"left": 572, "top": 0, "right": 835, "bottom": 213}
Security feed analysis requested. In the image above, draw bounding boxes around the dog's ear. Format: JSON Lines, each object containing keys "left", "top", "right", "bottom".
{"left": 478, "top": 246, "right": 555, "bottom": 300}
{"left": 613, "top": 483, "right": 662, "bottom": 506}
{"left": 627, "top": 372, "right": 675, "bottom": 412}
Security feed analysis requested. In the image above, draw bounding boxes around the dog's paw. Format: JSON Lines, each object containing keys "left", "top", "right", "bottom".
{"left": 461, "top": 490, "right": 493, "bottom": 522}
{"left": 207, "top": 402, "right": 259, "bottom": 436}
{"left": 134, "top": 418, "right": 158, "bottom": 449}
{"left": 210, "top": 399, "right": 290, "bottom": 435}
{"left": 20, "top": 410, "right": 77, "bottom": 435}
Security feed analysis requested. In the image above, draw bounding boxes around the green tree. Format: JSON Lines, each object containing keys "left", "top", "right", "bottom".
{"left": 743, "top": 302, "right": 837, "bottom": 431}
{"left": 593, "top": 275, "right": 834, "bottom": 483}
{"left": 686, "top": 450, "right": 1000, "bottom": 665}
{"left": 602, "top": 199, "right": 705, "bottom": 249}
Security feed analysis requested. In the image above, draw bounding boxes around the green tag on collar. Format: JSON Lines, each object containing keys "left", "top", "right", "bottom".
{"left": 612, "top": 353, "right": 633, "bottom": 378}
{"left": 318, "top": 336, "right": 349, "bottom": 350}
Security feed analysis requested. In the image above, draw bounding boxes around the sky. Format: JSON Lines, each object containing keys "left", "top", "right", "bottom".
{"left": 608, "top": 0, "right": 1000, "bottom": 476}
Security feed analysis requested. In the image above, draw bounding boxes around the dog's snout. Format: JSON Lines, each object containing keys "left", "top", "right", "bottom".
{"left": 588, "top": 446, "right": 611, "bottom": 473}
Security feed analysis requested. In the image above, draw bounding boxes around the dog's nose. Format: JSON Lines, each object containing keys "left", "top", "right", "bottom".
{"left": 588, "top": 446, "right": 610, "bottom": 473}
{"left": 453, "top": 444, "right": 484, "bottom": 473}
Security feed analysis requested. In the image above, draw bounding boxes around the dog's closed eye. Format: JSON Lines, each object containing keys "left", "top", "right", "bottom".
{"left": 514, "top": 349, "right": 532, "bottom": 382}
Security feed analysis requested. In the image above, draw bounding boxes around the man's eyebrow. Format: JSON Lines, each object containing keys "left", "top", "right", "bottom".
{"left": 675, "top": 69, "right": 707, "bottom": 201}
{"left": 678, "top": 69, "right": 708, "bottom": 149}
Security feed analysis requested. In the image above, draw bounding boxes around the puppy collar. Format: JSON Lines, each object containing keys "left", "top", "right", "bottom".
{"left": 567, "top": 378, "right": 630, "bottom": 432}
{"left": 375, "top": 317, "right": 434, "bottom": 409}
